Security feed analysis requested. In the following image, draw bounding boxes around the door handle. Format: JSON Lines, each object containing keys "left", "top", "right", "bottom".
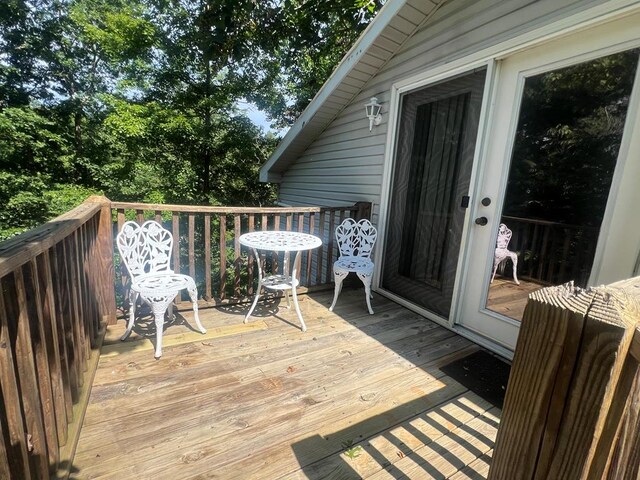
{"left": 475, "top": 217, "right": 488, "bottom": 226}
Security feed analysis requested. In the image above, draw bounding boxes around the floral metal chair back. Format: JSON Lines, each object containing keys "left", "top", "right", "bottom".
{"left": 496, "top": 223, "right": 513, "bottom": 250}
{"left": 335, "top": 218, "right": 377, "bottom": 258}
{"left": 117, "top": 220, "right": 173, "bottom": 280}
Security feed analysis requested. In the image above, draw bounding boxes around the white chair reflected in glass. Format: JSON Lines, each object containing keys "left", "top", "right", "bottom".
{"left": 117, "top": 220, "right": 206, "bottom": 358}
{"left": 329, "top": 218, "right": 377, "bottom": 314}
{"left": 491, "top": 223, "right": 520, "bottom": 285}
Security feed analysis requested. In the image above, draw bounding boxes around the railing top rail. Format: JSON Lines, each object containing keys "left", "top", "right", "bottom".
{"left": 111, "top": 202, "right": 359, "bottom": 214}
{"left": 0, "top": 196, "right": 107, "bottom": 279}
{"left": 502, "top": 215, "right": 599, "bottom": 231}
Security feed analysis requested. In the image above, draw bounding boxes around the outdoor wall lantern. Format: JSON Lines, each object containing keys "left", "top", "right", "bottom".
{"left": 365, "top": 97, "right": 382, "bottom": 131}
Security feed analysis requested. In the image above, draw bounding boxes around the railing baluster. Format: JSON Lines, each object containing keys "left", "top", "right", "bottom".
{"left": 326, "top": 209, "right": 335, "bottom": 282}
{"left": 155, "top": 210, "right": 162, "bottom": 224}
{"left": 117, "top": 209, "right": 128, "bottom": 311}
{"left": 188, "top": 214, "right": 196, "bottom": 286}
{"left": 261, "top": 214, "right": 267, "bottom": 278}
{"left": 9, "top": 269, "right": 51, "bottom": 477}
{"left": 204, "top": 214, "right": 212, "bottom": 300}
{"left": 285, "top": 213, "right": 293, "bottom": 275}
{"left": 24, "top": 259, "right": 60, "bottom": 468}
{"left": 316, "top": 210, "right": 325, "bottom": 285}
{"left": 307, "top": 212, "right": 315, "bottom": 286}
{"left": 36, "top": 252, "right": 69, "bottom": 447}
{"left": 0, "top": 278, "right": 31, "bottom": 478}
{"left": 172, "top": 213, "right": 180, "bottom": 274}
{"left": 219, "top": 214, "right": 227, "bottom": 300}
{"left": 74, "top": 228, "right": 92, "bottom": 356}
{"left": 50, "top": 245, "right": 74, "bottom": 419}
{"left": 136, "top": 209, "right": 144, "bottom": 223}
{"left": 297, "top": 213, "right": 304, "bottom": 284}
{"left": 68, "top": 234, "right": 89, "bottom": 366}
{"left": 272, "top": 214, "right": 279, "bottom": 273}
{"left": 234, "top": 214, "right": 241, "bottom": 297}
{"left": 80, "top": 223, "right": 96, "bottom": 347}
{"left": 247, "top": 214, "right": 255, "bottom": 295}
{"left": 60, "top": 240, "right": 82, "bottom": 394}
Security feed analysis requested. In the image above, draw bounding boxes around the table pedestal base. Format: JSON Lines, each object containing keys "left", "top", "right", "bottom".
{"left": 244, "top": 250, "right": 306, "bottom": 331}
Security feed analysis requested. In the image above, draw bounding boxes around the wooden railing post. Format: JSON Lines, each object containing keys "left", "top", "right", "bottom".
{"left": 489, "top": 277, "right": 640, "bottom": 480}
{"left": 87, "top": 196, "right": 117, "bottom": 326}
{"left": 354, "top": 201, "right": 372, "bottom": 221}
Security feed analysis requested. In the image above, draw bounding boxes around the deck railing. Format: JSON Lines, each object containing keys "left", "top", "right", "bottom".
{"left": 0, "top": 196, "right": 115, "bottom": 479}
{"left": 110, "top": 201, "right": 372, "bottom": 314}
{"left": 501, "top": 215, "right": 599, "bottom": 286}
{"left": 0, "top": 196, "right": 372, "bottom": 478}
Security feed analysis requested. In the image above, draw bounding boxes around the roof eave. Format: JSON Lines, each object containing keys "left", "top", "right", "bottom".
{"left": 259, "top": 0, "right": 410, "bottom": 182}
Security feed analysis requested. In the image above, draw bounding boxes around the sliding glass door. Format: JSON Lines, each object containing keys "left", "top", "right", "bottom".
{"left": 382, "top": 69, "right": 486, "bottom": 318}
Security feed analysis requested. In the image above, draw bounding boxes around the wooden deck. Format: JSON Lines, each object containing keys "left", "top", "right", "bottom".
{"left": 486, "top": 278, "right": 544, "bottom": 321}
{"left": 72, "top": 289, "right": 502, "bottom": 479}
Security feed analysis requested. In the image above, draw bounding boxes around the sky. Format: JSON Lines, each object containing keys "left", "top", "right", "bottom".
{"left": 237, "top": 99, "right": 289, "bottom": 136}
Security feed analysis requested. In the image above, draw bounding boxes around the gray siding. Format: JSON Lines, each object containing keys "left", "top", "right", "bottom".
{"left": 277, "top": 0, "right": 604, "bottom": 225}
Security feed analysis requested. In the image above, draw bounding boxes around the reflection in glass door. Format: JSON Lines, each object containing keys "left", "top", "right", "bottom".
{"left": 485, "top": 48, "right": 640, "bottom": 321}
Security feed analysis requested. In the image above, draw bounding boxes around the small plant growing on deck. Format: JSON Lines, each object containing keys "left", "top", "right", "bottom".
{"left": 342, "top": 440, "right": 363, "bottom": 460}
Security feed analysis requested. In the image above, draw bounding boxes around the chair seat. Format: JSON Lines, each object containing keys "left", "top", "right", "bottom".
{"left": 131, "top": 273, "right": 195, "bottom": 296}
{"left": 334, "top": 256, "right": 374, "bottom": 275}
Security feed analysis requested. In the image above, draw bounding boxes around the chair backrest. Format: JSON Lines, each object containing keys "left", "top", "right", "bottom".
{"left": 496, "top": 223, "right": 513, "bottom": 250}
{"left": 335, "top": 218, "right": 377, "bottom": 258}
{"left": 116, "top": 220, "right": 173, "bottom": 280}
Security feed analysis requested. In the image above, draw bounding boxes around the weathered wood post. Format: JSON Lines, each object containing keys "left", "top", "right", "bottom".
{"left": 86, "top": 196, "right": 117, "bottom": 326}
{"left": 489, "top": 277, "right": 640, "bottom": 480}
{"left": 355, "top": 201, "right": 373, "bottom": 221}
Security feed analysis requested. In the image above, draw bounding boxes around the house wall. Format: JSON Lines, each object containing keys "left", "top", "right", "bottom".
{"left": 276, "top": 0, "right": 610, "bottom": 225}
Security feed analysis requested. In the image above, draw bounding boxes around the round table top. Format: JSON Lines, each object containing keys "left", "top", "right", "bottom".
{"left": 239, "top": 231, "right": 323, "bottom": 252}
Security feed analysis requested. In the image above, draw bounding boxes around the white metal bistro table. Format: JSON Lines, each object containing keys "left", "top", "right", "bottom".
{"left": 239, "top": 231, "right": 322, "bottom": 331}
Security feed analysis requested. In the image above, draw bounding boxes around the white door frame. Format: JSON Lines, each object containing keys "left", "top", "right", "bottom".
{"left": 373, "top": 0, "right": 640, "bottom": 356}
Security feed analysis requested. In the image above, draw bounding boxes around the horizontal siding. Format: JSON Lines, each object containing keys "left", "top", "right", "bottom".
{"left": 279, "top": 0, "right": 609, "bottom": 228}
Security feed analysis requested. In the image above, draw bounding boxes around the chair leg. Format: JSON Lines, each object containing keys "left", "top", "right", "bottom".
{"left": 357, "top": 272, "right": 374, "bottom": 315}
{"left": 510, "top": 253, "right": 520, "bottom": 285}
{"left": 329, "top": 271, "right": 348, "bottom": 312}
{"left": 187, "top": 285, "right": 206, "bottom": 334}
{"left": 121, "top": 291, "right": 138, "bottom": 341}
{"left": 152, "top": 304, "right": 168, "bottom": 359}
{"left": 491, "top": 259, "right": 500, "bottom": 283}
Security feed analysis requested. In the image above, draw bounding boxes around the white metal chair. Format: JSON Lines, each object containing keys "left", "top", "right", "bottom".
{"left": 329, "top": 218, "right": 377, "bottom": 314}
{"left": 117, "top": 220, "right": 206, "bottom": 358}
{"left": 491, "top": 223, "right": 520, "bottom": 285}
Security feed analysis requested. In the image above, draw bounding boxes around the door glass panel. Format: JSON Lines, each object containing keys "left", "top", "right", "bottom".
{"left": 383, "top": 69, "right": 486, "bottom": 317}
{"left": 486, "top": 49, "right": 639, "bottom": 321}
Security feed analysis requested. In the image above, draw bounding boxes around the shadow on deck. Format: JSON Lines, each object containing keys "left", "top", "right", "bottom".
{"left": 71, "top": 288, "right": 507, "bottom": 479}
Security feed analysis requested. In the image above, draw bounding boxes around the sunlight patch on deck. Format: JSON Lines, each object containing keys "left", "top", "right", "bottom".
{"left": 100, "top": 321, "right": 269, "bottom": 358}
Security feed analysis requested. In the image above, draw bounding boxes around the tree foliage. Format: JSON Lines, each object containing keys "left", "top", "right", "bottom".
{"left": 0, "top": 0, "right": 385, "bottom": 239}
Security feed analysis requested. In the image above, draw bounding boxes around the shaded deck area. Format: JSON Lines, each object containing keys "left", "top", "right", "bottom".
{"left": 72, "top": 289, "right": 502, "bottom": 479}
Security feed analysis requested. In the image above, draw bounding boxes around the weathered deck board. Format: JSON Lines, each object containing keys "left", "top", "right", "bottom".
{"left": 72, "top": 289, "right": 502, "bottom": 479}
